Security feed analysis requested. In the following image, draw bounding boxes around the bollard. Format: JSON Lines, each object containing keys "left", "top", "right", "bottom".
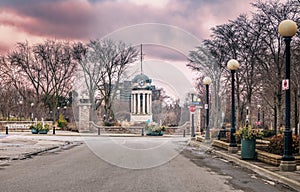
{"left": 183, "top": 129, "right": 185, "bottom": 137}
{"left": 141, "top": 128, "right": 144, "bottom": 136}
{"left": 6, "top": 126, "right": 8, "bottom": 135}
{"left": 53, "top": 126, "right": 55, "bottom": 134}
{"left": 98, "top": 127, "right": 101, "bottom": 135}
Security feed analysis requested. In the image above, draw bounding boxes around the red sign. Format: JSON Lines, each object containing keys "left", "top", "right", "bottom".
{"left": 189, "top": 105, "right": 196, "bottom": 113}
{"left": 282, "top": 79, "right": 289, "bottom": 90}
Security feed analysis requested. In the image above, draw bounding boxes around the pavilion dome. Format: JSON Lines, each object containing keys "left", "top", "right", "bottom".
{"left": 132, "top": 74, "right": 150, "bottom": 83}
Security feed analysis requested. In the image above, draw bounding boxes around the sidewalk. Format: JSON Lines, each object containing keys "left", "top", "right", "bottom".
{"left": 0, "top": 131, "right": 84, "bottom": 163}
{"left": 190, "top": 137, "right": 300, "bottom": 191}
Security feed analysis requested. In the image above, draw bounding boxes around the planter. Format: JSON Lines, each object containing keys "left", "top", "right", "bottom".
{"left": 241, "top": 139, "right": 256, "bottom": 159}
{"left": 38, "top": 130, "right": 49, "bottom": 134}
{"left": 31, "top": 128, "right": 38, "bottom": 134}
{"left": 146, "top": 131, "right": 163, "bottom": 136}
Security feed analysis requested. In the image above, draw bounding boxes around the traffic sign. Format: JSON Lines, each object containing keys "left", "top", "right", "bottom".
{"left": 189, "top": 105, "right": 196, "bottom": 113}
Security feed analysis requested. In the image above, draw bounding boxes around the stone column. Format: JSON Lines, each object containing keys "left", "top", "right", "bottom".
{"left": 133, "top": 93, "right": 136, "bottom": 114}
{"left": 131, "top": 94, "right": 134, "bottom": 113}
{"left": 149, "top": 93, "right": 152, "bottom": 114}
{"left": 143, "top": 93, "right": 146, "bottom": 114}
{"left": 78, "top": 103, "right": 91, "bottom": 133}
{"left": 137, "top": 92, "right": 141, "bottom": 114}
{"left": 145, "top": 93, "right": 148, "bottom": 114}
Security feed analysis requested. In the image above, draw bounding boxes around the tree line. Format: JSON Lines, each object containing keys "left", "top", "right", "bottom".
{"left": 0, "top": 39, "right": 138, "bottom": 122}
{"left": 187, "top": 0, "right": 300, "bottom": 133}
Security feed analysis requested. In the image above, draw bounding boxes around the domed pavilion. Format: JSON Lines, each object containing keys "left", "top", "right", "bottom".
{"left": 130, "top": 73, "right": 153, "bottom": 122}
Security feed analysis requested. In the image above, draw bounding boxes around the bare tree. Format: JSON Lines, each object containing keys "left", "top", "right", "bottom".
{"left": 7, "top": 40, "right": 77, "bottom": 119}
{"left": 250, "top": 0, "right": 300, "bottom": 131}
{"left": 188, "top": 0, "right": 300, "bottom": 132}
{"left": 188, "top": 44, "right": 225, "bottom": 128}
{"left": 75, "top": 39, "right": 138, "bottom": 122}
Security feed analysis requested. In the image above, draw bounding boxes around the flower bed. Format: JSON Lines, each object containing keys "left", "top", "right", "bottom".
{"left": 256, "top": 149, "right": 300, "bottom": 166}
{"left": 145, "top": 123, "right": 165, "bottom": 136}
{"left": 213, "top": 137, "right": 300, "bottom": 166}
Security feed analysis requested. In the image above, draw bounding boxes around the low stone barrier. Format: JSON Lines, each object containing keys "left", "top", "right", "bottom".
{"left": 256, "top": 150, "right": 300, "bottom": 166}
{"left": 212, "top": 140, "right": 231, "bottom": 150}
{"left": 256, "top": 149, "right": 282, "bottom": 166}
{"left": 212, "top": 139, "right": 300, "bottom": 166}
{"left": 89, "top": 121, "right": 189, "bottom": 136}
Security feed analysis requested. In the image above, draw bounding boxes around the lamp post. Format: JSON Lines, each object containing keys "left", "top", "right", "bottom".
{"left": 56, "top": 106, "right": 60, "bottom": 122}
{"left": 203, "top": 76, "right": 212, "bottom": 141}
{"left": 19, "top": 100, "right": 23, "bottom": 121}
{"left": 246, "top": 106, "right": 249, "bottom": 128}
{"left": 227, "top": 59, "right": 239, "bottom": 153}
{"left": 63, "top": 106, "right": 67, "bottom": 115}
{"left": 278, "top": 19, "right": 298, "bottom": 171}
{"left": 30, "top": 103, "right": 34, "bottom": 121}
{"left": 257, "top": 105, "right": 261, "bottom": 128}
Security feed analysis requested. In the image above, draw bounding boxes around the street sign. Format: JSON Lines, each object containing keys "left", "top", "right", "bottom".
{"left": 282, "top": 79, "right": 289, "bottom": 90}
{"left": 192, "top": 101, "right": 201, "bottom": 105}
{"left": 204, "top": 104, "right": 208, "bottom": 109}
{"left": 189, "top": 105, "right": 196, "bottom": 113}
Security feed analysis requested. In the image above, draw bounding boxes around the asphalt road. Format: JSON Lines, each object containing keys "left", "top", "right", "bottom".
{"left": 0, "top": 137, "right": 297, "bottom": 192}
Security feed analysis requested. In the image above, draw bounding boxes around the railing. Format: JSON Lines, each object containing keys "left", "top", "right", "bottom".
{"left": 89, "top": 121, "right": 190, "bottom": 136}
{"left": 0, "top": 121, "right": 53, "bottom": 132}
{"left": 89, "top": 121, "right": 144, "bottom": 135}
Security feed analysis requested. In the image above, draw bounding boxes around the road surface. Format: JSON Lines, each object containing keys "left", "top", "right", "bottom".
{"left": 0, "top": 137, "right": 296, "bottom": 192}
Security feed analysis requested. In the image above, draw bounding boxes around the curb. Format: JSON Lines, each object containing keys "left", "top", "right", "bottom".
{"left": 213, "top": 149, "right": 300, "bottom": 191}
{"left": 20, "top": 145, "right": 62, "bottom": 159}
{"left": 189, "top": 140, "right": 300, "bottom": 191}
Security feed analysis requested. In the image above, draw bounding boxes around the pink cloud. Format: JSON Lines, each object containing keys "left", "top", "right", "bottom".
{"left": 0, "top": 0, "right": 255, "bottom": 53}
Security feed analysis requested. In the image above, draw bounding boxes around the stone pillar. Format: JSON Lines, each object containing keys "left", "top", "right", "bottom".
{"left": 143, "top": 93, "right": 146, "bottom": 114}
{"left": 145, "top": 93, "right": 148, "bottom": 114}
{"left": 131, "top": 94, "right": 133, "bottom": 113}
{"left": 133, "top": 93, "right": 136, "bottom": 114}
{"left": 149, "top": 93, "right": 152, "bottom": 114}
{"left": 137, "top": 92, "right": 141, "bottom": 114}
{"left": 78, "top": 103, "right": 91, "bottom": 133}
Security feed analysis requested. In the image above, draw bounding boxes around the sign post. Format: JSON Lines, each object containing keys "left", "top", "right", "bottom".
{"left": 190, "top": 105, "right": 196, "bottom": 137}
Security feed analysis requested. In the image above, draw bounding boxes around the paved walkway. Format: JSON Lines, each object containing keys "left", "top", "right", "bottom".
{"left": 1, "top": 131, "right": 300, "bottom": 191}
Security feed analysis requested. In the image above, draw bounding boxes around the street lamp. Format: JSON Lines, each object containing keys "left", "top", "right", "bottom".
{"left": 257, "top": 105, "right": 261, "bottom": 128}
{"left": 19, "top": 100, "right": 23, "bottom": 121}
{"left": 56, "top": 106, "right": 60, "bottom": 122}
{"left": 63, "top": 106, "right": 67, "bottom": 115}
{"left": 30, "top": 103, "right": 34, "bottom": 121}
{"left": 278, "top": 19, "right": 297, "bottom": 171}
{"left": 246, "top": 106, "right": 249, "bottom": 128}
{"left": 227, "top": 59, "right": 239, "bottom": 153}
{"left": 203, "top": 76, "right": 212, "bottom": 141}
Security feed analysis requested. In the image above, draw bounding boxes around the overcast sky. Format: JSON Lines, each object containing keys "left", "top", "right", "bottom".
{"left": 0, "top": 0, "right": 265, "bottom": 101}
{"left": 0, "top": 0, "right": 257, "bottom": 53}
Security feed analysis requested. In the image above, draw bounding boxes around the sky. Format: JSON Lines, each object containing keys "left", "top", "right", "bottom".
{"left": 0, "top": 0, "right": 256, "bottom": 54}
{"left": 0, "top": 0, "right": 258, "bottom": 102}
